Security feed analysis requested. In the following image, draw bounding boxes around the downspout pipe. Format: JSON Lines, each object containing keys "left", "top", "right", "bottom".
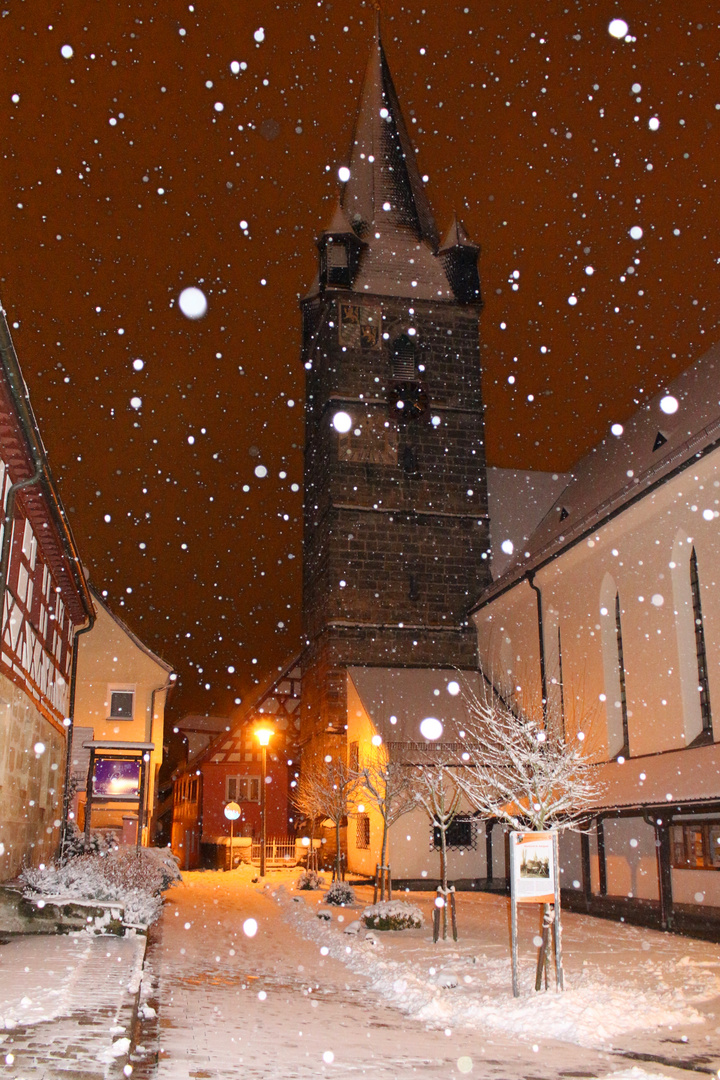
{"left": 144, "top": 674, "right": 176, "bottom": 847}
{"left": 60, "top": 614, "right": 96, "bottom": 860}
{"left": 528, "top": 571, "right": 548, "bottom": 720}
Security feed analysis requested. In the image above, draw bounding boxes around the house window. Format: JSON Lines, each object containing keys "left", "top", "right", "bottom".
{"left": 432, "top": 816, "right": 476, "bottom": 850}
{"left": 690, "top": 547, "right": 712, "bottom": 737}
{"left": 109, "top": 690, "right": 134, "bottom": 720}
{"left": 672, "top": 823, "right": 720, "bottom": 869}
{"left": 226, "top": 775, "right": 261, "bottom": 803}
{"left": 356, "top": 814, "right": 370, "bottom": 849}
{"left": 349, "top": 740, "right": 359, "bottom": 773}
{"left": 614, "top": 593, "right": 630, "bottom": 757}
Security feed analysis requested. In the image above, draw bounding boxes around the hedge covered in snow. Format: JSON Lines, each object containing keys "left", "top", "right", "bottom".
{"left": 325, "top": 880, "right": 355, "bottom": 906}
{"left": 361, "top": 901, "right": 424, "bottom": 931}
{"left": 21, "top": 847, "right": 181, "bottom": 928}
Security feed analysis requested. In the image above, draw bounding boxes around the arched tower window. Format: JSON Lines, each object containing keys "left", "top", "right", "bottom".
{"left": 389, "top": 334, "right": 427, "bottom": 423}
{"left": 690, "top": 546, "right": 712, "bottom": 739}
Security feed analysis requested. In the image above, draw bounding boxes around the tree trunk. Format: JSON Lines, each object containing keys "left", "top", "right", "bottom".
{"left": 440, "top": 828, "right": 448, "bottom": 892}
{"left": 440, "top": 828, "right": 449, "bottom": 939}
{"left": 335, "top": 819, "right": 342, "bottom": 879}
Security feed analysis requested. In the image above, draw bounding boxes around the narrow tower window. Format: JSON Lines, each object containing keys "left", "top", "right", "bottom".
{"left": 391, "top": 334, "right": 418, "bottom": 381}
{"left": 615, "top": 593, "right": 630, "bottom": 757}
{"left": 690, "top": 547, "right": 712, "bottom": 738}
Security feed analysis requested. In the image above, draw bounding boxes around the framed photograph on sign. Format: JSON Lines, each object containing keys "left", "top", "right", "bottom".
{"left": 511, "top": 831, "right": 556, "bottom": 904}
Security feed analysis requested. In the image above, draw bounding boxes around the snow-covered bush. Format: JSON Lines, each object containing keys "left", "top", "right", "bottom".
{"left": 21, "top": 847, "right": 181, "bottom": 928}
{"left": 362, "top": 900, "right": 424, "bottom": 931}
{"left": 325, "top": 880, "right": 355, "bottom": 906}
{"left": 61, "top": 822, "right": 118, "bottom": 861}
{"left": 297, "top": 869, "right": 325, "bottom": 890}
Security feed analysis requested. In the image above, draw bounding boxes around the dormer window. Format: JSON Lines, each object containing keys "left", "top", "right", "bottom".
{"left": 317, "top": 228, "right": 364, "bottom": 290}
{"left": 327, "top": 243, "right": 349, "bottom": 270}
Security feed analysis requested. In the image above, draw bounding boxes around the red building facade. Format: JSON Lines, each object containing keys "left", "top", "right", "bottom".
{"left": 172, "top": 660, "right": 300, "bottom": 869}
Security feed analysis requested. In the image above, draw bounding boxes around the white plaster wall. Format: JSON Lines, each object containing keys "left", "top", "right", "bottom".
{"left": 491, "top": 822, "right": 508, "bottom": 880}
{"left": 389, "top": 806, "right": 486, "bottom": 881}
{"left": 475, "top": 581, "right": 543, "bottom": 716}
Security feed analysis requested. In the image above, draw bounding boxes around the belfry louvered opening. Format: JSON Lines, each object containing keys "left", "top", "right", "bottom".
{"left": 391, "top": 334, "right": 418, "bottom": 381}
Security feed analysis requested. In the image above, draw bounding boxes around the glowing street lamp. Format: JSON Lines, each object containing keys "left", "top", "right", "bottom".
{"left": 255, "top": 726, "right": 274, "bottom": 876}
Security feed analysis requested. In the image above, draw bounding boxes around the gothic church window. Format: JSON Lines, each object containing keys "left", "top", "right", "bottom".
{"left": 690, "top": 547, "right": 712, "bottom": 738}
{"left": 614, "top": 593, "right": 630, "bottom": 757}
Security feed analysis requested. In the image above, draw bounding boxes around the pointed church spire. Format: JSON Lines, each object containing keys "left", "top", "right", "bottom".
{"left": 340, "top": 20, "right": 439, "bottom": 249}
{"left": 438, "top": 212, "right": 482, "bottom": 305}
{"left": 439, "top": 212, "right": 478, "bottom": 252}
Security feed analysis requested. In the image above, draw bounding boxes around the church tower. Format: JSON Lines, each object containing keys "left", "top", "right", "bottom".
{"left": 300, "top": 26, "right": 490, "bottom": 757}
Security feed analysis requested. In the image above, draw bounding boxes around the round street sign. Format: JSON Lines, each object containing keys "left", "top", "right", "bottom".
{"left": 224, "top": 802, "right": 241, "bottom": 820}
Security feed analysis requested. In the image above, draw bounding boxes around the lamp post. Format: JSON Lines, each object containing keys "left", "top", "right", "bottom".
{"left": 255, "top": 726, "right": 274, "bottom": 877}
{"left": 224, "top": 801, "right": 241, "bottom": 871}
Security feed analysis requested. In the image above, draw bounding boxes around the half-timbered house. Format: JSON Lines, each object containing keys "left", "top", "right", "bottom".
{"left": 0, "top": 307, "right": 94, "bottom": 880}
{"left": 171, "top": 658, "right": 301, "bottom": 869}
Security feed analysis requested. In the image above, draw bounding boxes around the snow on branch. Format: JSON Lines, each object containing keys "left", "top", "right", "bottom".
{"left": 359, "top": 746, "right": 417, "bottom": 868}
{"left": 293, "top": 754, "right": 361, "bottom": 834}
{"left": 456, "top": 678, "right": 603, "bottom": 832}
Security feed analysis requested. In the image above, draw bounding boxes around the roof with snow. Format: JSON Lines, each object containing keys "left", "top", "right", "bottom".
{"left": 348, "top": 666, "right": 485, "bottom": 751}
{"left": 473, "top": 337, "right": 720, "bottom": 607}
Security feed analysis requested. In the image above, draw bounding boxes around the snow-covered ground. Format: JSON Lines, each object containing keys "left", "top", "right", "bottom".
{"left": 0, "top": 930, "right": 146, "bottom": 1078}
{"left": 149, "top": 867, "right": 720, "bottom": 1080}
{"left": 281, "top": 877, "right": 717, "bottom": 1049}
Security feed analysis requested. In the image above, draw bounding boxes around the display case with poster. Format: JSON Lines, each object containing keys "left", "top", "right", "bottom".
{"left": 92, "top": 757, "right": 142, "bottom": 800}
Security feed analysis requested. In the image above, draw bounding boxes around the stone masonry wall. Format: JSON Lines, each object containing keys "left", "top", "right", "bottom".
{"left": 301, "top": 290, "right": 491, "bottom": 750}
{"left": 0, "top": 672, "right": 66, "bottom": 881}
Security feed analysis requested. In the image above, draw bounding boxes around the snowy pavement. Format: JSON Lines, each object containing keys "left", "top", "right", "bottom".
{"left": 0, "top": 929, "right": 145, "bottom": 1077}
{"left": 144, "top": 867, "right": 720, "bottom": 1080}
{"left": 1, "top": 868, "right": 720, "bottom": 1079}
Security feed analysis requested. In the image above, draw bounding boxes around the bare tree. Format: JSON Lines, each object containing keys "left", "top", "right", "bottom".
{"left": 456, "top": 676, "right": 603, "bottom": 989}
{"left": 411, "top": 759, "right": 462, "bottom": 893}
{"left": 291, "top": 765, "right": 325, "bottom": 859}
{"left": 294, "top": 755, "right": 361, "bottom": 878}
{"left": 456, "top": 680, "right": 601, "bottom": 831}
{"left": 359, "top": 747, "right": 415, "bottom": 898}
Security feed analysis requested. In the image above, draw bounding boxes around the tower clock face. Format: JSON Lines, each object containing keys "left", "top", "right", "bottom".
{"left": 389, "top": 381, "right": 429, "bottom": 423}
